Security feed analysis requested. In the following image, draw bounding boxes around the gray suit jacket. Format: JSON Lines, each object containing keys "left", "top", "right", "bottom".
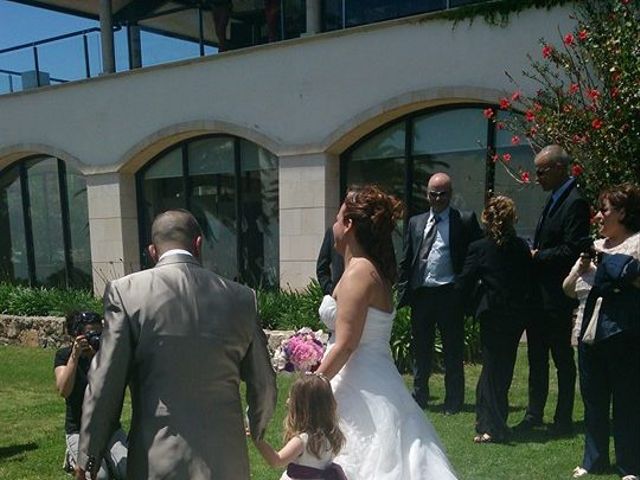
{"left": 78, "top": 253, "right": 277, "bottom": 479}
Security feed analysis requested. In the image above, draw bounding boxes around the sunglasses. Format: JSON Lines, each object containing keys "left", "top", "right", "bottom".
{"left": 428, "top": 190, "right": 450, "bottom": 199}
{"left": 535, "top": 165, "right": 555, "bottom": 177}
{"left": 76, "top": 311, "right": 102, "bottom": 325}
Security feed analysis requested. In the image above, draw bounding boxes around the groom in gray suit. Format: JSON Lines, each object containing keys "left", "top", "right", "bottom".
{"left": 76, "top": 209, "right": 276, "bottom": 480}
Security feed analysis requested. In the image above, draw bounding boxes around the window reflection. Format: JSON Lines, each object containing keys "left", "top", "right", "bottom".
{"left": 0, "top": 165, "right": 28, "bottom": 283}
{"left": 0, "top": 157, "right": 92, "bottom": 288}
{"left": 343, "top": 106, "right": 544, "bottom": 242}
{"left": 138, "top": 135, "right": 279, "bottom": 288}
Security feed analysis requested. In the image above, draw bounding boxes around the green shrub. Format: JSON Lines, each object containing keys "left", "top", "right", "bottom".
{"left": 0, "top": 280, "right": 481, "bottom": 373}
{"left": 0, "top": 282, "right": 101, "bottom": 317}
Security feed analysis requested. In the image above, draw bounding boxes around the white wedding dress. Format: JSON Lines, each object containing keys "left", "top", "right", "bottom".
{"left": 319, "top": 295, "right": 458, "bottom": 480}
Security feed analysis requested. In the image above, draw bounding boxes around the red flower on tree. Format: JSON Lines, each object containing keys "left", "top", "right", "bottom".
{"left": 525, "top": 110, "right": 536, "bottom": 122}
{"left": 491, "top": 154, "right": 499, "bottom": 163}
{"left": 542, "top": 44, "right": 554, "bottom": 58}
{"left": 502, "top": 153, "right": 512, "bottom": 162}
{"left": 571, "top": 163, "right": 584, "bottom": 177}
{"left": 483, "top": 108, "right": 495, "bottom": 119}
{"left": 563, "top": 33, "right": 575, "bottom": 46}
{"left": 529, "top": 126, "right": 538, "bottom": 137}
{"left": 499, "top": 97, "right": 511, "bottom": 110}
{"left": 578, "top": 29, "right": 588, "bottom": 41}
{"left": 587, "top": 88, "right": 601, "bottom": 102}
{"left": 592, "top": 118, "right": 603, "bottom": 129}
{"left": 496, "top": 122, "right": 505, "bottom": 130}
{"left": 511, "top": 91, "right": 522, "bottom": 102}
{"left": 569, "top": 83, "right": 580, "bottom": 94}
{"left": 511, "top": 135, "right": 520, "bottom": 145}
{"left": 520, "top": 171, "right": 531, "bottom": 184}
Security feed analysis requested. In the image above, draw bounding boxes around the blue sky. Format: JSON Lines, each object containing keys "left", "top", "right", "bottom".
{"left": 0, "top": 0, "right": 215, "bottom": 92}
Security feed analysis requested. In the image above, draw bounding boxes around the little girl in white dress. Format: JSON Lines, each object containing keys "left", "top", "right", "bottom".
{"left": 253, "top": 373, "right": 347, "bottom": 480}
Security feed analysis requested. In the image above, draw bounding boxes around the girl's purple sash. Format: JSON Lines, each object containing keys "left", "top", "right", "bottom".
{"left": 286, "top": 462, "right": 348, "bottom": 480}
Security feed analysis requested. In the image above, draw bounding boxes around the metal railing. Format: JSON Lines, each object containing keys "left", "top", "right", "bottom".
{"left": 0, "top": 27, "right": 120, "bottom": 94}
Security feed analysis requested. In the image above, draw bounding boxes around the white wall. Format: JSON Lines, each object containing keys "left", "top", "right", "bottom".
{"left": 0, "top": 5, "right": 576, "bottom": 290}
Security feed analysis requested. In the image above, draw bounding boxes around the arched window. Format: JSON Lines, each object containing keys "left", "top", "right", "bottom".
{"left": 137, "top": 135, "right": 279, "bottom": 288}
{"left": 342, "top": 105, "right": 546, "bottom": 244}
{"left": 0, "top": 156, "right": 92, "bottom": 288}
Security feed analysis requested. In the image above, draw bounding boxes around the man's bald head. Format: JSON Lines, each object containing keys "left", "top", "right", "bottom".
{"left": 534, "top": 144, "right": 571, "bottom": 191}
{"left": 151, "top": 209, "right": 202, "bottom": 256}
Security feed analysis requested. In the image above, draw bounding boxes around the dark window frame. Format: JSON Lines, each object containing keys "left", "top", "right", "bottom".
{"left": 340, "top": 103, "right": 498, "bottom": 217}
{"left": 0, "top": 155, "right": 90, "bottom": 288}
{"left": 136, "top": 134, "right": 279, "bottom": 287}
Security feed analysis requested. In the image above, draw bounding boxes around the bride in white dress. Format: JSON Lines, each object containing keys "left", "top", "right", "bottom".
{"left": 315, "top": 185, "right": 457, "bottom": 480}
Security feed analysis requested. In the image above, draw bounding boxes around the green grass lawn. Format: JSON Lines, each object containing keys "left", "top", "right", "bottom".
{"left": 0, "top": 345, "right": 620, "bottom": 480}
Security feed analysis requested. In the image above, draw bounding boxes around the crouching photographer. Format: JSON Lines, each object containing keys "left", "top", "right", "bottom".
{"left": 54, "top": 311, "right": 128, "bottom": 479}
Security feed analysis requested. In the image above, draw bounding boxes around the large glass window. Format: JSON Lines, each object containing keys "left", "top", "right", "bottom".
{"left": 342, "top": 105, "right": 544, "bottom": 239}
{"left": 0, "top": 156, "right": 92, "bottom": 288}
{"left": 137, "top": 135, "right": 279, "bottom": 288}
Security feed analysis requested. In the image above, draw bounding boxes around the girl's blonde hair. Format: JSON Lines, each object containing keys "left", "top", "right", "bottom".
{"left": 283, "top": 373, "right": 346, "bottom": 459}
{"left": 481, "top": 195, "right": 517, "bottom": 247}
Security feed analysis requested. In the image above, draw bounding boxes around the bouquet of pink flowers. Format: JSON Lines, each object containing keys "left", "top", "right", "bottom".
{"left": 272, "top": 327, "right": 326, "bottom": 373}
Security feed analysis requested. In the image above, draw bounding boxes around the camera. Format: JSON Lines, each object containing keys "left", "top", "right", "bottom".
{"left": 85, "top": 330, "right": 102, "bottom": 351}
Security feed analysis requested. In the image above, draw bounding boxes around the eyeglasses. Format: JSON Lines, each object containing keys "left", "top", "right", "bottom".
{"left": 428, "top": 190, "right": 450, "bottom": 199}
{"left": 535, "top": 165, "right": 555, "bottom": 177}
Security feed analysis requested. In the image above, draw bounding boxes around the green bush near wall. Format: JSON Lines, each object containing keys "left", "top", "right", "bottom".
{"left": 0, "top": 283, "right": 102, "bottom": 317}
{"left": 0, "top": 281, "right": 481, "bottom": 373}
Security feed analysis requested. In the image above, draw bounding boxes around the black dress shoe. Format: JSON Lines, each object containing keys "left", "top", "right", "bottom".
{"left": 412, "top": 393, "right": 428, "bottom": 410}
{"left": 514, "top": 416, "right": 543, "bottom": 432}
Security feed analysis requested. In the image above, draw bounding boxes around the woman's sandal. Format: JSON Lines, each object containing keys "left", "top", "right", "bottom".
{"left": 473, "top": 433, "right": 493, "bottom": 443}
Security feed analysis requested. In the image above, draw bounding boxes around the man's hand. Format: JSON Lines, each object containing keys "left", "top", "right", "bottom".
{"left": 530, "top": 249, "right": 538, "bottom": 258}
{"left": 75, "top": 466, "right": 86, "bottom": 479}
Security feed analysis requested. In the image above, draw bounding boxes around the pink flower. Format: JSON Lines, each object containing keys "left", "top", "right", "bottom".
{"left": 568, "top": 83, "right": 580, "bottom": 95}
{"left": 571, "top": 164, "right": 584, "bottom": 177}
{"left": 542, "top": 44, "right": 554, "bottom": 58}
{"left": 587, "top": 89, "right": 600, "bottom": 102}
{"left": 511, "top": 91, "right": 522, "bottom": 102}
{"left": 491, "top": 154, "right": 499, "bottom": 163}
{"left": 520, "top": 171, "right": 531, "bottom": 183}
{"left": 502, "top": 153, "right": 512, "bottom": 162}
{"left": 496, "top": 122, "right": 505, "bottom": 130}
{"left": 511, "top": 135, "right": 520, "bottom": 145}
{"left": 529, "top": 126, "right": 538, "bottom": 137}
{"left": 499, "top": 97, "right": 511, "bottom": 110}
{"left": 592, "top": 118, "right": 603, "bottom": 129}
{"left": 563, "top": 33, "right": 575, "bottom": 46}
{"left": 483, "top": 108, "right": 495, "bottom": 119}
{"left": 578, "top": 29, "right": 588, "bottom": 41}
{"left": 525, "top": 110, "right": 536, "bottom": 122}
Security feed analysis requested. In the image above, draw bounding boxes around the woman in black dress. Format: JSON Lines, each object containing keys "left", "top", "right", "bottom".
{"left": 457, "top": 195, "right": 535, "bottom": 443}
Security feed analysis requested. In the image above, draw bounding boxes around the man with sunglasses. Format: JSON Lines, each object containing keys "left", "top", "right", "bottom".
{"left": 516, "top": 144, "right": 590, "bottom": 436}
{"left": 398, "top": 172, "right": 482, "bottom": 413}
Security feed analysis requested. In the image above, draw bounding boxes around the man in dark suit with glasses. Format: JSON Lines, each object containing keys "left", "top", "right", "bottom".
{"left": 516, "top": 144, "right": 590, "bottom": 436}
{"left": 398, "top": 172, "right": 482, "bottom": 413}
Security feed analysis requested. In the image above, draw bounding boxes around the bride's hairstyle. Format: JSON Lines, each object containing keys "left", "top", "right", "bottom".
{"left": 283, "top": 373, "right": 345, "bottom": 458}
{"left": 343, "top": 185, "right": 404, "bottom": 283}
{"left": 481, "top": 195, "right": 517, "bottom": 247}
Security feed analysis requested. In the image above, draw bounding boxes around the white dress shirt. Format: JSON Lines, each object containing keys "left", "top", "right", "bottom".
{"left": 158, "top": 249, "right": 194, "bottom": 261}
{"left": 423, "top": 207, "right": 455, "bottom": 287}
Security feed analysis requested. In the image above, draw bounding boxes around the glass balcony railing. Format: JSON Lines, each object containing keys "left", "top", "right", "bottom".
{"left": 0, "top": 0, "right": 487, "bottom": 96}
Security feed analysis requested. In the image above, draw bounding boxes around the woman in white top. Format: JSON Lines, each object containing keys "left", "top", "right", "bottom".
{"left": 563, "top": 183, "right": 640, "bottom": 480}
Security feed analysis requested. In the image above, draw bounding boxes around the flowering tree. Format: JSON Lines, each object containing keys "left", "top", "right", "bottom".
{"left": 484, "top": 0, "right": 640, "bottom": 204}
